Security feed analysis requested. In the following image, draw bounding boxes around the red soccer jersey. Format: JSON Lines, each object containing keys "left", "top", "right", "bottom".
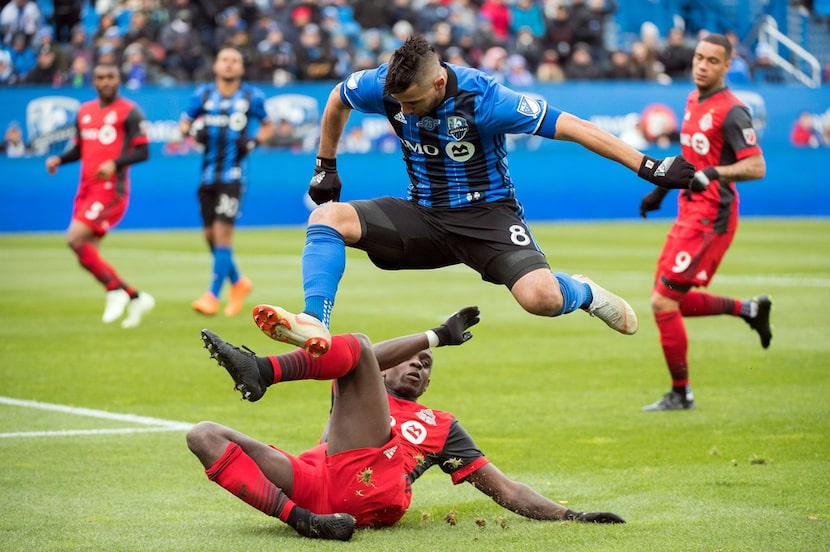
{"left": 678, "top": 88, "right": 762, "bottom": 233}
{"left": 387, "top": 393, "right": 490, "bottom": 485}
{"left": 73, "top": 97, "right": 149, "bottom": 195}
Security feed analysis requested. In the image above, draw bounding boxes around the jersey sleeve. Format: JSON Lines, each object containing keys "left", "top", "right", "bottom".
{"left": 339, "top": 66, "right": 387, "bottom": 115}
{"left": 125, "top": 106, "right": 149, "bottom": 147}
{"left": 249, "top": 86, "right": 270, "bottom": 122}
{"left": 478, "top": 77, "right": 561, "bottom": 138}
{"left": 182, "top": 85, "right": 207, "bottom": 120}
{"left": 437, "top": 418, "right": 490, "bottom": 484}
{"left": 723, "top": 104, "right": 762, "bottom": 160}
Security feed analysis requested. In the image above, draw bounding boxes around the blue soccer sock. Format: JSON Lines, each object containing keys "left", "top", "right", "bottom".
{"left": 302, "top": 224, "right": 345, "bottom": 328}
{"left": 211, "top": 246, "right": 233, "bottom": 297}
{"left": 228, "top": 256, "right": 240, "bottom": 285}
{"left": 554, "top": 272, "right": 592, "bottom": 315}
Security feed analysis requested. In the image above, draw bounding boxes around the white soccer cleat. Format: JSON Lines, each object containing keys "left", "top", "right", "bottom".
{"left": 573, "top": 274, "right": 638, "bottom": 335}
{"left": 102, "top": 289, "right": 130, "bottom": 323}
{"left": 252, "top": 304, "right": 331, "bottom": 357}
{"left": 121, "top": 292, "right": 155, "bottom": 328}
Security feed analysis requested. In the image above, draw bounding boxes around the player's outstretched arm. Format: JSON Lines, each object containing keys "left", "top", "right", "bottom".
{"left": 372, "top": 306, "right": 480, "bottom": 370}
{"left": 553, "top": 112, "right": 694, "bottom": 190}
{"left": 465, "top": 463, "right": 625, "bottom": 523}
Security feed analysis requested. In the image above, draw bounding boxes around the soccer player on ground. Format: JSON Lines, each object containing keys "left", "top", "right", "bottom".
{"left": 188, "top": 306, "right": 625, "bottom": 541}
{"left": 638, "top": 33, "right": 770, "bottom": 411}
{"left": 180, "top": 47, "right": 275, "bottom": 317}
{"left": 45, "top": 62, "right": 154, "bottom": 329}
{"left": 253, "top": 34, "right": 699, "bottom": 357}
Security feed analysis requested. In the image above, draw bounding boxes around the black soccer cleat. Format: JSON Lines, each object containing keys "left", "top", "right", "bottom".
{"left": 742, "top": 295, "right": 773, "bottom": 349}
{"left": 201, "top": 329, "right": 266, "bottom": 402}
{"left": 565, "top": 510, "right": 626, "bottom": 524}
{"left": 642, "top": 391, "right": 696, "bottom": 411}
{"left": 293, "top": 512, "right": 356, "bottom": 541}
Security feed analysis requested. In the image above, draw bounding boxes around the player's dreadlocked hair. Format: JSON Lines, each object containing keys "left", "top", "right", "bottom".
{"left": 384, "top": 34, "right": 439, "bottom": 95}
{"left": 700, "top": 33, "right": 732, "bottom": 59}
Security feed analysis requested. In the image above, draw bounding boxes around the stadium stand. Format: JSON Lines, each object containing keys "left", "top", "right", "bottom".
{"left": 0, "top": 0, "right": 825, "bottom": 87}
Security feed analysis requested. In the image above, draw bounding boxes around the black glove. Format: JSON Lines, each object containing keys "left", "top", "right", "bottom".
{"left": 564, "top": 509, "right": 626, "bottom": 524}
{"left": 691, "top": 166, "right": 719, "bottom": 192}
{"left": 431, "top": 306, "right": 480, "bottom": 346}
{"left": 639, "top": 187, "right": 669, "bottom": 218}
{"left": 638, "top": 155, "right": 695, "bottom": 190}
{"left": 238, "top": 136, "right": 259, "bottom": 158}
{"left": 188, "top": 119, "right": 208, "bottom": 145}
{"left": 309, "top": 157, "right": 342, "bottom": 204}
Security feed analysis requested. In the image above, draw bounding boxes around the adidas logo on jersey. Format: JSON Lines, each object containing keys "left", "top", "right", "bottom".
{"left": 383, "top": 445, "right": 398, "bottom": 459}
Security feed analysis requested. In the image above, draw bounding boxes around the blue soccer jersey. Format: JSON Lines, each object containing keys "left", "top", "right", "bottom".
{"left": 183, "top": 83, "right": 270, "bottom": 185}
{"left": 339, "top": 63, "right": 562, "bottom": 208}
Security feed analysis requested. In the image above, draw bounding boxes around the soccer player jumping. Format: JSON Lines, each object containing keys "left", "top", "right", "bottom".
{"left": 252, "top": 34, "right": 700, "bottom": 357}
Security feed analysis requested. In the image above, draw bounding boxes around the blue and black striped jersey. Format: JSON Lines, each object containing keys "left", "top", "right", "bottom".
{"left": 340, "top": 62, "right": 561, "bottom": 209}
{"left": 183, "top": 83, "right": 270, "bottom": 185}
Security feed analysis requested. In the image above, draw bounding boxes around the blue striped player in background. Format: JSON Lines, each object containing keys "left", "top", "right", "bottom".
{"left": 180, "top": 47, "right": 275, "bottom": 318}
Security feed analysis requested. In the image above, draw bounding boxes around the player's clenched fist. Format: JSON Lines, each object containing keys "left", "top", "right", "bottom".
{"left": 308, "top": 157, "right": 341, "bottom": 204}
{"left": 638, "top": 155, "right": 696, "bottom": 190}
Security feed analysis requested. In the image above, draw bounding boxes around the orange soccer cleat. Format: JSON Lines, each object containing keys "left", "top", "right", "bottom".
{"left": 224, "top": 276, "right": 253, "bottom": 317}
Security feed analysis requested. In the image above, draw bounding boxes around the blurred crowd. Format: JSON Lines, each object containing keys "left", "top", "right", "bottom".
{"left": 2, "top": 0, "right": 826, "bottom": 90}
{"left": 0, "top": 0, "right": 785, "bottom": 90}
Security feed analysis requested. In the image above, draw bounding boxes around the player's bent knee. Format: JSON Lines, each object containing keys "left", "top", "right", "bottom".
{"left": 186, "top": 421, "right": 221, "bottom": 453}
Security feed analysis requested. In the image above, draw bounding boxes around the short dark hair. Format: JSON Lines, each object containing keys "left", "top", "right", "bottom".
{"left": 384, "top": 34, "right": 438, "bottom": 95}
{"left": 700, "top": 33, "right": 732, "bottom": 59}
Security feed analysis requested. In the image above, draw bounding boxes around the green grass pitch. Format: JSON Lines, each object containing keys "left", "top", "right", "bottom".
{"left": 1, "top": 218, "right": 828, "bottom": 551}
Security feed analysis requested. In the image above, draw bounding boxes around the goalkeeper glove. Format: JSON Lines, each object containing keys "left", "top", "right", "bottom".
{"left": 639, "top": 187, "right": 669, "bottom": 218}
{"left": 638, "top": 155, "right": 695, "bottom": 190}
{"left": 308, "top": 157, "right": 342, "bottom": 204}
{"left": 428, "top": 306, "right": 480, "bottom": 347}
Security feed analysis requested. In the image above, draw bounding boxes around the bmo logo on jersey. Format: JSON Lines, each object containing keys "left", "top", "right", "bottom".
{"left": 400, "top": 420, "right": 428, "bottom": 445}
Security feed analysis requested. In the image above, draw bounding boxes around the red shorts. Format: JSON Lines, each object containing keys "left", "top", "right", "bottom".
{"left": 72, "top": 186, "right": 128, "bottom": 236}
{"left": 654, "top": 224, "right": 734, "bottom": 301}
{"left": 276, "top": 435, "right": 411, "bottom": 528}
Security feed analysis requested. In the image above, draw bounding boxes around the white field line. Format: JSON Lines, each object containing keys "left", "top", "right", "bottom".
{"left": 0, "top": 396, "right": 193, "bottom": 438}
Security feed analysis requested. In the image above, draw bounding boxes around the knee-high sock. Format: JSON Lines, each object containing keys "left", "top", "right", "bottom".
{"left": 72, "top": 242, "right": 135, "bottom": 296}
{"left": 267, "top": 334, "right": 360, "bottom": 384}
{"left": 302, "top": 224, "right": 345, "bottom": 328}
{"left": 554, "top": 272, "right": 591, "bottom": 315}
{"left": 680, "top": 290, "right": 741, "bottom": 317}
{"left": 210, "top": 246, "right": 233, "bottom": 297}
{"left": 206, "top": 442, "right": 296, "bottom": 522}
{"left": 655, "top": 310, "right": 689, "bottom": 386}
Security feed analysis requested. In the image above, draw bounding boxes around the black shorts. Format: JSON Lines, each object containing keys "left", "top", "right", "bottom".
{"left": 350, "top": 197, "right": 549, "bottom": 288}
{"left": 198, "top": 182, "right": 243, "bottom": 226}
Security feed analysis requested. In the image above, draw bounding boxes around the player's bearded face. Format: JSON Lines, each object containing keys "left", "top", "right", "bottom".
{"left": 215, "top": 50, "right": 244, "bottom": 81}
{"left": 391, "top": 74, "right": 445, "bottom": 117}
{"left": 93, "top": 69, "right": 119, "bottom": 101}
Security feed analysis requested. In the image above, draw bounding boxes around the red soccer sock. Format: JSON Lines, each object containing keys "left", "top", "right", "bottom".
{"left": 205, "top": 442, "right": 296, "bottom": 522}
{"left": 72, "top": 242, "right": 135, "bottom": 295}
{"left": 267, "top": 334, "right": 361, "bottom": 384}
{"left": 680, "top": 290, "right": 741, "bottom": 317}
{"left": 655, "top": 310, "right": 689, "bottom": 386}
